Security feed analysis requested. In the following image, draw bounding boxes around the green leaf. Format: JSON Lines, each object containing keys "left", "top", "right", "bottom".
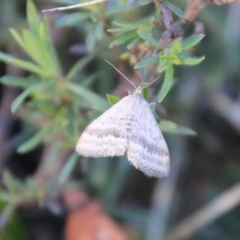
{"left": 40, "top": 18, "right": 61, "bottom": 77}
{"left": 22, "top": 30, "right": 44, "bottom": 66}
{"left": 142, "top": 86, "right": 149, "bottom": 100}
{"left": 17, "top": 125, "right": 52, "bottom": 153}
{"left": 0, "top": 76, "right": 35, "bottom": 88}
{"left": 38, "top": 22, "right": 48, "bottom": 48}
{"left": 171, "top": 41, "right": 182, "bottom": 53}
{"left": 158, "top": 60, "right": 168, "bottom": 72}
{"left": 109, "top": 32, "right": 138, "bottom": 48}
{"left": 160, "top": 120, "right": 176, "bottom": 129}
{"left": 67, "top": 82, "right": 109, "bottom": 111}
{"left": 56, "top": 12, "right": 89, "bottom": 28}
{"left": 165, "top": 1, "right": 184, "bottom": 18}
{"left": 179, "top": 55, "right": 205, "bottom": 65}
{"left": 66, "top": 55, "right": 94, "bottom": 81}
{"left": 106, "top": 94, "right": 120, "bottom": 106}
{"left": 23, "top": 29, "right": 50, "bottom": 68}
{"left": 112, "top": 20, "right": 145, "bottom": 28}
{"left": 107, "top": 27, "right": 133, "bottom": 33}
{"left": 95, "top": 21, "right": 104, "bottom": 39}
{"left": 11, "top": 22, "right": 58, "bottom": 79}
{"left": 158, "top": 64, "right": 174, "bottom": 103}
{"left": 137, "top": 30, "right": 161, "bottom": 48}
{"left": 86, "top": 31, "right": 96, "bottom": 51}
{"left": 173, "top": 126, "right": 197, "bottom": 136}
{"left": 82, "top": 74, "right": 98, "bottom": 87}
{"left": 10, "top": 29, "right": 25, "bottom": 49}
{"left": 181, "top": 34, "right": 205, "bottom": 50}
{"left": 27, "top": 0, "right": 41, "bottom": 35}
{"left": 134, "top": 55, "right": 159, "bottom": 69}
{"left": 58, "top": 153, "right": 78, "bottom": 183}
{"left": 160, "top": 120, "right": 197, "bottom": 136}
{"left": 127, "top": 38, "right": 140, "bottom": 49}
{"left": 168, "top": 53, "right": 182, "bottom": 65}
{"left": 0, "top": 52, "right": 43, "bottom": 76}
{"left": 11, "top": 82, "right": 52, "bottom": 113}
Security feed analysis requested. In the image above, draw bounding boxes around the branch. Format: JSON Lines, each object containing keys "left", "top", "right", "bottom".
{"left": 42, "top": 0, "right": 106, "bottom": 13}
{"left": 164, "top": 182, "right": 240, "bottom": 240}
{"left": 206, "top": 0, "right": 240, "bottom": 5}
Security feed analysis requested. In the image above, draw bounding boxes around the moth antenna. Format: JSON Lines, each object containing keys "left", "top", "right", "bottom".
{"left": 104, "top": 60, "right": 137, "bottom": 90}
{"left": 141, "top": 75, "right": 161, "bottom": 91}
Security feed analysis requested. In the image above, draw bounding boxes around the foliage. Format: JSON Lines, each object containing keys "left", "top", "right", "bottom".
{"left": 1, "top": 0, "right": 230, "bottom": 239}
{"left": 0, "top": 1, "right": 108, "bottom": 154}
{"left": 0, "top": 0, "right": 200, "bottom": 155}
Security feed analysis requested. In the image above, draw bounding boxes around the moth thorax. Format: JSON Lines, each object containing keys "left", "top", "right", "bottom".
{"left": 135, "top": 87, "right": 142, "bottom": 95}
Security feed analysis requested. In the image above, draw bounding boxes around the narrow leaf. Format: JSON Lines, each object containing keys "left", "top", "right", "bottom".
{"left": 95, "top": 21, "right": 104, "bottom": 39}
{"left": 0, "top": 52, "right": 43, "bottom": 76}
{"left": 38, "top": 22, "right": 48, "bottom": 48}
{"left": 27, "top": 0, "right": 41, "bottom": 35}
{"left": 106, "top": 94, "right": 120, "bottom": 106}
{"left": 112, "top": 20, "right": 145, "bottom": 28}
{"left": 86, "top": 31, "right": 96, "bottom": 51}
{"left": 160, "top": 120, "right": 197, "bottom": 136}
{"left": 40, "top": 18, "right": 61, "bottom": 77}
{"left": 107, "top": 27, "right": 134, "bottom": 33}
{"left": 56, "top": 12, "right": 89, "bottom": 28}
{"left": 127, "top": 38, "right": 139, "bottom": 49}
{"left": 181, "top": 34, "right": 205, "bottom": 50}
{"left": 0, "top": 76, "right": 34, "bottom": 88}
{"left": 109, "top": 32, "right": 138, "bottom": 48}
{"left": 10, "top": 29, "right": 25, "bottom": 49}
{"left": 158, "top": 60, "right": 168, "bottom": 72}
{"left": 82, "top": 74, "right": 98, "bottom": 87}
{"left": 66, "top": 55, "right": 94, "bottom": 81}
{"left": 23, "top": 27, "right": 53, "bottom": 72}
{"left": 58, "top": 153, "right": 78, "bottom": 183}
{"left": 22, "top": 30, "right": 44, "bottom": 66}
{"left": 67, "top": 82, "right": 109, "bottom": 111}
{"left": 168, "top": 53, "right": 182, "bottom": 65}
{"left": 160, "top": 120, "right": 177, "bottom": 129}
{"left": 137, "top": 30, "right": 161, "bottom": 48}
{"left": 134, "top": 55, "right": 159, "bottom": 69}
{"left": 165, "top": 1, "right": 184, "bottom": 18}
{"left": 158, "top": 64, "right": 174, "bottom": 103}
{"left": 142, "top": 86, "right": 149, "bottom": 101}
{"left": 11, "top": 82, "right": 51, "bottom": 113}
{"left": 169, "top": 126, "right": 197, "bottom": 136}
{"left": 17, "top": 125, "right": 51, "bottom": 153}
{"left": 179, "top": 55, "right": 205, "bottom": 65}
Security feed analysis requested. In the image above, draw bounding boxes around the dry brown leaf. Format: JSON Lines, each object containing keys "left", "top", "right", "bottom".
{"left": 64, "top": 190, "right": 127, "bottom": 240}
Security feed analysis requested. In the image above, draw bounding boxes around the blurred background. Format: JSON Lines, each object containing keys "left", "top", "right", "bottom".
{"left": 0, "top": 0, "right": 240, "bottom": 240}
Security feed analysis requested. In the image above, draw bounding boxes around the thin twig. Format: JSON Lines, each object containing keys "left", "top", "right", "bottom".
{"left": 205, "top": 0, "right": 240, "bottom": 5}
{"left": 42, "top": 0, "right": 106, "bottom": 13}
{"left": 164, "top": 182, "right": 240, "bottom": 240}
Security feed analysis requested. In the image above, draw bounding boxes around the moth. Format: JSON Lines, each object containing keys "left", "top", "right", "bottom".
{"left": 76, "top": 62, "right": 170, "bottom": 178}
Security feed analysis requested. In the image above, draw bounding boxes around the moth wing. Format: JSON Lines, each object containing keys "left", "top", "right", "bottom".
{"left": 76, "top": 95, "right": 132, "bottom": 157}
{"left": 127, "top": 97, "right": 169, "bottom": 177}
